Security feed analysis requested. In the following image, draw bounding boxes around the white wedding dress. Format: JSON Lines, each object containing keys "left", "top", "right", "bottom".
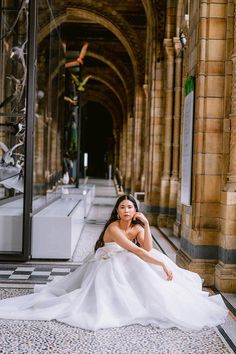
{"left": 0, "top": 243, "right": 228, "bottom": 331}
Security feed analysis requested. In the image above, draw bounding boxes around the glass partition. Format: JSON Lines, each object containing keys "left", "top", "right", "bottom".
{"left": 0, "top": 0, "right": 65, "bottom": 258}
{"left": 0, "top": 0, "right": 28, "bottom": 254}
{"left": 33, "top": 0, "right": 65, "bottom": 212}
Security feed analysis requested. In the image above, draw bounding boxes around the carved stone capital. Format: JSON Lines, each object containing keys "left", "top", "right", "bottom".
{"left": 173, "top": 37, "right": 182, "bottom": 57}
{"left": 45, "top": 116, "right": 53, "bottom": 125}
{"left": 142, "top": 84, "right": 148, "bottom": 98}
{"left": 163, "top": 38, "right": 174, "bottom": 59}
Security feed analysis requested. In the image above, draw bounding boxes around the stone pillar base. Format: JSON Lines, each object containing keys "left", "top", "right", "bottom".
{"left": 157, "top": 214, "right": 168, "bottom": 227}
{"left": 124, "top": 187, "right": 131, "bottom": 194}
{"left": 173, "top": 221, "right": 181, "bottom": 237}
{"left": 167, "top": 215, "right": 175, "bottom": 228}
{"left": 176, "top": 249, "right": 216, "bottom": 286}
{"left": 145, "top": 212, "right": 158, "bottom": 226}
{"left": 215, "top": 262, "right": 236, "bottom": 292}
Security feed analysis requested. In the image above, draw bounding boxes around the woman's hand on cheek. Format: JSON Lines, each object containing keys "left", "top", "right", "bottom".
{"left": 133, "top": 212, "right": 149, "bottom": 226}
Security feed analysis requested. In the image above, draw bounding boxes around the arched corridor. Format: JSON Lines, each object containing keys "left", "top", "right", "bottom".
{"left": 0, "top": 0, "right": 236, "bottom": 351}
{"left": 1, "top": 0, "right": 234, "bottom": 290}
{"left": 82, "top": 102, "right": 114, "bottom": 178}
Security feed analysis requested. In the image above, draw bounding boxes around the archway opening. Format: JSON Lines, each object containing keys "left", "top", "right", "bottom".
{"left": 82, "top": 101, "right": 114, "bottom": 178}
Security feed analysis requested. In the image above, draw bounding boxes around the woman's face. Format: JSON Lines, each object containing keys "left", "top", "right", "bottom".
{"left": 117, "top": 199, "right": 136, "bottom": 221}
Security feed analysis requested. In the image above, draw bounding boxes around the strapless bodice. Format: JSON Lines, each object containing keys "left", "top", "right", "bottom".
{"left": 94, "top": 242, "right": 125, "bottom": 260}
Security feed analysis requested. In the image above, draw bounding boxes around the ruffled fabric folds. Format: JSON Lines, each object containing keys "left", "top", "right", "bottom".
{"left": 0, "top": 243, "right": 228, "bottom": 331}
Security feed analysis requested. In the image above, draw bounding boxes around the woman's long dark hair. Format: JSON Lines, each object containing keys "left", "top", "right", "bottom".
{"left": 94, "top": 194, "right": 144, "bottom": 252}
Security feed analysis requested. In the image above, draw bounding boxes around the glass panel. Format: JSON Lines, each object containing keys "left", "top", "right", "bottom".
{"left": 0, "top": 0, "right": 28, "bottom": 253}
{"left": 33, "top": 1, "right": 65, "bottom": 212}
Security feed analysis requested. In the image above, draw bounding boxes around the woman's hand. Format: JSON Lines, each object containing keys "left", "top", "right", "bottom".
{"left": 133, "top": 212, "right": 149, "bottom": 226}
{"left": 163, "top": 264, "right": 173, "bottom": 281}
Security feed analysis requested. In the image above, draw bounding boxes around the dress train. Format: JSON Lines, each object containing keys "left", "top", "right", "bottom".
{"left": 0, "top": 243, "right": 228, "bottom": 331}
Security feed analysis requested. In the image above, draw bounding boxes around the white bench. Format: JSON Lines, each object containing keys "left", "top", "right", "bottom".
{"left": 32, "top": 184, "right": 95, "bottom": 259}
{"left": 32, "top": 198, "right": 85, "bottom": 259}
{"left": 0, "top": 206, "right": 23, "bottom": 252}
{"left": 0, "top": 197, "right": 58, "bottom": 252}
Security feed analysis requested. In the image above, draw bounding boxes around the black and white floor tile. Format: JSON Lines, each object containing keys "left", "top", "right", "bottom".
{"left": 0, "top": 265, "right": 77, "bottom": 283}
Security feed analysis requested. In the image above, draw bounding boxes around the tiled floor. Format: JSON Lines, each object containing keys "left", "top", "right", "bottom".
{"left": 0, "top": 179, "right": 235, "bottom": 353}
{"left": 0, "top": 265, "right": 76, "bottom": 283}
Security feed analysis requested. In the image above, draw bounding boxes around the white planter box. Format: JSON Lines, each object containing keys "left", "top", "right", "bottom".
{"left": 0, "top": 208, "right": 23, "bottom": 252}
{"left": 32, "top": 184, "right": 95, "bottom": 259}
{"left": 32, "top": 198, "right": 85, "bottom": 259}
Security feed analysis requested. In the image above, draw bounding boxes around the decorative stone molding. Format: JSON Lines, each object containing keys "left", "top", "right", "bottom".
{"left": 225, "top": 1, "right": 236, "bottom": 189}
{"left": 173, "top": 37, "right": 182, "bottom": 58}
{"left": 163, "top": 38, "right": 175, "bottom": 59}
{"left": 38, "top": 2, "right": 144, "bottom": 84}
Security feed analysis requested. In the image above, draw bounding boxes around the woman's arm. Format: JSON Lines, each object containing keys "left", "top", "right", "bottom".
{"left": 109, "top": 224, "right": 173, "bottom": 280}
{"left": 134, "top": 212, "right": 153, "bottom": 251}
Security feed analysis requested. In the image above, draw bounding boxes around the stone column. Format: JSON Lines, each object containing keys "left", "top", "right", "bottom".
{"left": 113, "top": 128, "right": 119, "bottom": 171}
{"left": 50, "top": 119, "right": 57, "bottom": 187}
{"left": 118, "top": 129, "right": 123, "bottom": 173}
{"left": 124, "top": 115, "right": 134, "bottom": 193}
{"left": 143, "top": 58, "right": 165, "bottom": 224}
{"left": 176, "top": 0, "right": 232, "bottom": 289}
{"left": 45, "top": 116, "right": 52, "bottom": 190}
{"left": 142, "top": 15, "right": 165, "bottom": 224}
{"left": 216, "top": 0, "right": 236, "bottom": 291}
{"left": 34, "top": 114, "right": 45, "bottom": 191}
{"left": 119, "top": 121, "right": 127, "bottom": 181}
{"left": 158, "top": 39, "right": 175, "bottom": 226}
{"left": 168, "top": 38, "right": 183, "bottom": 228}
{"left": 131, "top": 85, "right": 145, "bottom": 192}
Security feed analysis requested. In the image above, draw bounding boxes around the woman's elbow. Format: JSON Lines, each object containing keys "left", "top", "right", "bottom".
{"left": 145, "top": 245, "right": 153, "bottom": 252}
{"left": 142, "top": 243, "right": 153, "bottom": 252}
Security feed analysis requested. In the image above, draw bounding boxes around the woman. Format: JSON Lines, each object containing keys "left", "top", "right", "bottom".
{"left": 0, "top": 195, "right": 228, "bottom": 331}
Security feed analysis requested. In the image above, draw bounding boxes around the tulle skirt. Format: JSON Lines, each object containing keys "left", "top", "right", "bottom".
{"left": 0, "top": 243, "right": 228, "bottom": 331}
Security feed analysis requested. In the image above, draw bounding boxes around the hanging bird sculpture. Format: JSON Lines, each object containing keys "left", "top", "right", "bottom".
{"left": 0, "top": 141, "right": 24, "bottom": 166}
{"left": 65, "top": 42, "right": 89, "bottom": 68}
{"left": 0, "top": 0, "right": 29, "bottom": 41}
{"left": 64, "top": 96, "right": 78, "bottom": 106}
{"left": 0, "top": 75, "right": 24, "bottom": 109}
{"left": 71, "top": 74, "right": 92, "bottom": 92}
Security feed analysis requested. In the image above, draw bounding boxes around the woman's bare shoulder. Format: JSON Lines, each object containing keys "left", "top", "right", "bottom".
{"left": 106, "top": 221, "right": 119, "bottom": 232}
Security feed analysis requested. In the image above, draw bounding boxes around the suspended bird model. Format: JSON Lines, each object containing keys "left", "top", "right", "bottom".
{"left": 71, "top": 74, "right": 92, "bottom": 92}
{"left": 0, "top": 38, "right": 27, "bottom": 110}
{"left": 10, "top": 40, "right": 27, "bottom": 94}
{"left": 0, "top": 75, "right": 24, "bottom": 109}
{"left": 64, "top": 96, "right": 78, "bottom": 106}
{"left": 0, "top": 0, "right": 29, "bottom": 41}
{"left": 0, "top": 141, "right": 23, "bottom": 166}
{"left": 65, "top": 42, "right": 89, "bottom": 68}
{"left": 0, "top": 166, "right": 24, "bottom": 192}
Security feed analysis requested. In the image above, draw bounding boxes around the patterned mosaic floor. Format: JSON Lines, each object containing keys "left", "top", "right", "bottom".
{"left": 0, "top": 180, "right": 235, "bottom": 353}
{"left": 0, "top": 288, "right": 233, "bottom": 354}
{"left": 0, "top": 265, "right": 77, "bottom": 283}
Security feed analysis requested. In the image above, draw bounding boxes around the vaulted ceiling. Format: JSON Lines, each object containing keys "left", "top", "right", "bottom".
{"left": 37, "top": 0, "right": 166, "bottom": 128}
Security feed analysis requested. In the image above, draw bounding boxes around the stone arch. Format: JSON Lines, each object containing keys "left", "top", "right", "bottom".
{"left": 84, "top": 90, "right": 121, "bottom": 130}
{"left": 86, "top": 75, "right": 126, "bottom": 118}
{"left": 141, "top": 0, "right": 155, "bottom": 25}
{"left": 87, "top": 51, "right": 129, "bottom": 98}
{"left": 43, "top": 54, "right": 127, "bottom": 120}
{"left": 85, "top": 81, "right": 124, "bottom": 123}
{"left": 61, "top": 45, "right": 133, "bottom": 109}
{"left": 38, "top": 5, "right": 144, "bottom": 84}
{"left": 83, "top": 67, "right": 126, "bottom": 106}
